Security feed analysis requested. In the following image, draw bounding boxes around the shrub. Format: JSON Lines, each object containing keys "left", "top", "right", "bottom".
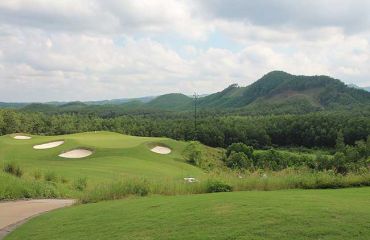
{"left": 254, "top": 149, "right": 302, "bottom": 171}
{"left": 206, "top": 180, "right": 233, "bottom": 193}
{"left": 333, "top": 152, "right": 348, "bottom": 174}
{"left": 3, "top": 162, "right": 23, "bottom": 177}
{"left": 183, "top": 141, "right": 203, "bottom": 166}
{"left": 226, "top": 143, "right": 254, "bottom": 159}
{"left": 73, "top": 177, "right": 87, "bottom": 191}
{"left": 44, "top": 171, "right": 57, "bottom": 182}
{"left": 225, "top": 152, "right": 253, "bottom": 169}
{"left": 315, "top": 154, "right": 332, "bottom": 171}
{"left": 33, "top": 170, "right": 42, "bottom": 180}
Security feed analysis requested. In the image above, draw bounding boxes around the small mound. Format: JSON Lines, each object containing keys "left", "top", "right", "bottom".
{"left": 33, "top": 141, "right": 64, "bottom": 150}
{"left": 13, "top": 135, "right": 32, "bottom": 140}
{"left": 151, "top": 146, "right": 171, "bottom": 154}
{"left": 58, "top": 149, "right": 92, "bottom": 158}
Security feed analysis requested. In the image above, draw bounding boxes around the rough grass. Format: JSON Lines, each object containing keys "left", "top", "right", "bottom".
{"left": 79, "top": 169, "right": 370, "bottom": 203}
{"left": 6, "top": 188, "right": 370, "bottom": 240}
{"left": 0, "top": 172, "right": 71, "bottom": 200}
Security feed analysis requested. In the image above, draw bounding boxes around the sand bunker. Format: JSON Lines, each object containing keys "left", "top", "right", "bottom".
{"left": 151, "top": 146, "right": 171, "bottom": 154}
{"left": 58, "top": 149, "right": 92, "bottom": 158}
{"left": 33, "top": 141, "right": 64, "bottom": 150}
{"left": 13, "top": 135, "right": 32, "bottom": 140}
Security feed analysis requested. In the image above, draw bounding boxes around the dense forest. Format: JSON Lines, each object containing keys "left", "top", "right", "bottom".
{"left": 1, "top": 109, "right": 369, "bottom": 150}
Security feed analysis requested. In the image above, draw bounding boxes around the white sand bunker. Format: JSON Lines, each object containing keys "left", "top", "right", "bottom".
{"left": 13, "top": 135, "right": 32, "bottom": 140}
{"left": 33, "top": 141, "right": 64, "bottom": 150}
{"left": 59, "top": 149, "right": 92, "bottom": 158}
{"left": 151, "top": 146, "right": 171, "bottom": 154}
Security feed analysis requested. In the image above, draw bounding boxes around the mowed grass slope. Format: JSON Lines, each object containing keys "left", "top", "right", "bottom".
{"left": 6, "top": 187, "right": 370, "bottom": 240}
{"left": 0, "top": 131, "right": 203, "bottom": 183}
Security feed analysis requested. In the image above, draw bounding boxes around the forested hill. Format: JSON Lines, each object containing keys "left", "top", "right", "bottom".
{"left": 196, "top": 71, "right": 370, "bottom": 112}
{"left": 127, "top": 71, "right": 370, "bottom": 113}
{"left": 5, "top": 71, "right": 370, "bottom": 115}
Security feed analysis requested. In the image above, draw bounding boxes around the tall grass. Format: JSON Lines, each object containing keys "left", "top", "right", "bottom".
{"left": 1, "top": 163, "right": 76, "bottom": 200}
{"left": 3, "top": 162, "right": 23, "bottom": 177}
{"left": 80, "top": 169, "right": 370, "bottom": 203}
{"left": 0, "top": 172, "right": 69, "bottom": 200}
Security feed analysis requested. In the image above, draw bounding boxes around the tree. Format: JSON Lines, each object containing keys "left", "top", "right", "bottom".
{"left": 333, "top": 152, "right": 347, "bottom": 174}
{"left": 315, "top": 154, "right": 331, "bottom": 171}
{"left": 183, "top": 141, "right": 203, "bottom": 166}
{"left": 335, "top": 131, "right": 345, "bottom": 152}
{"left": 226, "top": 143, "right": 254, "bottom": 159}
{"left": 0, "top": 112, "right": 4, "bottom": 135}
{"left": 225, "top": 152, "right": 253, "bottom": 169}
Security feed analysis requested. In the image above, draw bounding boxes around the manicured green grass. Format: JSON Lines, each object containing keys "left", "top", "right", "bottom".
{"left": 0, "top": 131, "right": 204, "bottom": 185}
{"left": 6, "top": 187, "right": 370, "bottom": 240}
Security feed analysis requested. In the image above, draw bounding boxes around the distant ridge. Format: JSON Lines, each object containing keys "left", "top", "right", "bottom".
{"left": 3, "top": 71, "right": 370, "bottom": 115}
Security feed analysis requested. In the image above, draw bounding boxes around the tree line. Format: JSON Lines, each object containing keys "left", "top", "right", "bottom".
{"left": 0, "top": 109, "right": 369, "bottom": 149}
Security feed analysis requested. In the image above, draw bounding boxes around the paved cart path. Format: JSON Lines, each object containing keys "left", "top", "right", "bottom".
{"left": 0, "top": 199, "right": 74, "bottom": 239}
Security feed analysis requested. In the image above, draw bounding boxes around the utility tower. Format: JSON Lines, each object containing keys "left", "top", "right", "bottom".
{"left": 193, "top": 92, "right": 199, "bottom": 140}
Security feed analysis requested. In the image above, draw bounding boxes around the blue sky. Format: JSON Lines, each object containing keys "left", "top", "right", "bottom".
{"left": 0, "top": 0, "right": 369, "bottom": 101}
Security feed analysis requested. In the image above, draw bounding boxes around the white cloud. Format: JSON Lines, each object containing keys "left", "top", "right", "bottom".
{"left": 0, "top": 0, "right": 369, "bottom": 101}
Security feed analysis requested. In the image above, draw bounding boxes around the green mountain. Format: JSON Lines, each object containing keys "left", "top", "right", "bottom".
{"left": 7, "top": 71, "right": 370, "bottom": 115}
{"left": 145, "top": 93, "right": 193, "bottom": 110}
{"left": 195, "top": 71, "right": 370, "bottom": 113}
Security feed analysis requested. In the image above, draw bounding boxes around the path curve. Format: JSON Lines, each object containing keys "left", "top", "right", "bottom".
{"left": 0, "top": 199, "right": 75, "bottom": 239}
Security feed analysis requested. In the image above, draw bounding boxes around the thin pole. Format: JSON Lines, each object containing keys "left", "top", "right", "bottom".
{"left": 193, "top": 92, "right": 198, "bottom": 140}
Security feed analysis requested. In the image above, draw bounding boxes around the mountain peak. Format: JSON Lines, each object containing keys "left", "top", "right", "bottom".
{"left": 264, "top": 70, "right": 291, "bottom": 76}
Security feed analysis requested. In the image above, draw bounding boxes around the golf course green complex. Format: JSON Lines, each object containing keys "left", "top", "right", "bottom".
{"left": 0, "top": 131, "right": 203, "bottom": 183}
{"left": 6, "top": 187, "right": 370, "bottom": 240}
{"left": 1, "top": 131, "right": 370, "bottom": 240}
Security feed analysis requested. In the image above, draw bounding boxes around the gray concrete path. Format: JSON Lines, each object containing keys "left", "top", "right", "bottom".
{"left": 0, "top": 199, "right": 74, "bottom": 239}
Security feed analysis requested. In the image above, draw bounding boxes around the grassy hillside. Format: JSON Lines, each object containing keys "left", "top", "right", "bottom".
{"left": 0, "top": 131, "right": 204, "bottom": 184}
{"left": 6, "top": 187, "right": 370, "bottom": 240}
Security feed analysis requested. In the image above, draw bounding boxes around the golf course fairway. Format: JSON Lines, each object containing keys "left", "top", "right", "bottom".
{"left": 5, "top": 187, "right": 370, "bottom": 240}
{"left": 0, "top": 131, "right": 203, "bottom": 183}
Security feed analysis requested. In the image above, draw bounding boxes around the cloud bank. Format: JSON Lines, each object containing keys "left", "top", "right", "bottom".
{"left": 0, "top": 0, "right": 369, "bottom": 101}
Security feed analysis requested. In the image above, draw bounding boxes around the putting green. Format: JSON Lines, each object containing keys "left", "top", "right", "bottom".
{"left": 6, "top": 187, "right": 370, "bottom": 240}
{"left": 0, "top": 131, "right": 203, "bottom": 183}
